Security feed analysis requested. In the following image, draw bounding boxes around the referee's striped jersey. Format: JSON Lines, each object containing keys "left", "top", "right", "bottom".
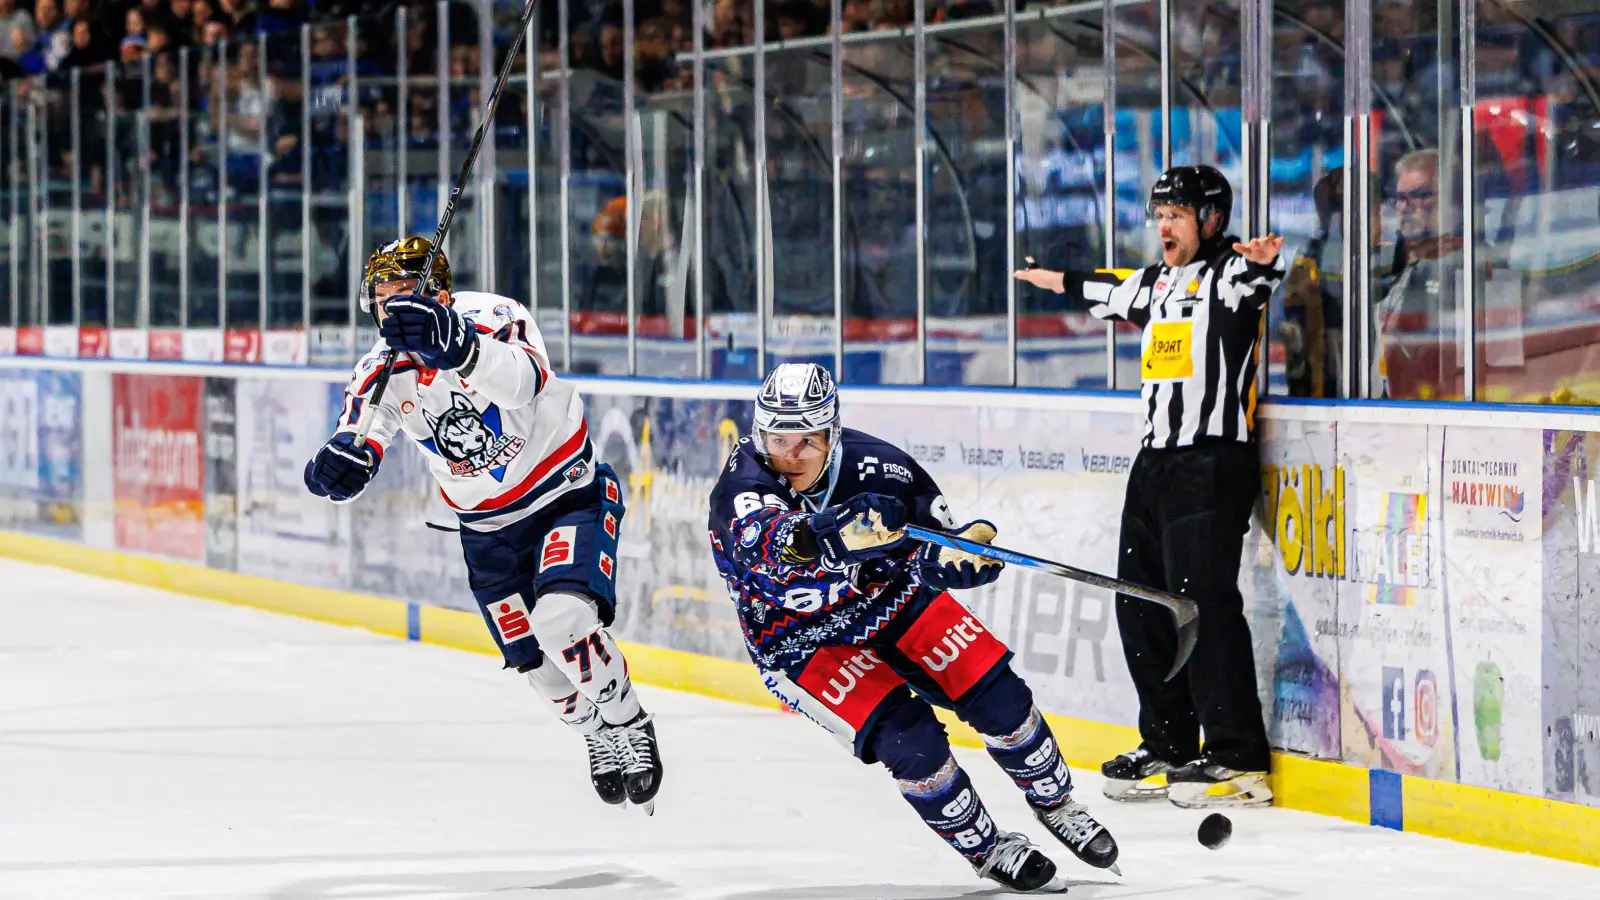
{"left": 1064, "top": 241, "right": 1286, "bottom": 449}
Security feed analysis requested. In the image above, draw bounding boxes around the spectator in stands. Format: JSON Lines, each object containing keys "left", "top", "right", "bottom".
{"left": 0, "top": 0, "right": 33, "bottom": 63}
{"left": 256, "top": 0, "right": 309, "bottom": 36}
{"left": 33, "top": 0, "right": 71, "bottom": 71}
{"left": 598, "top": 20, "right": 623, "bottom": 81}
{"left": 191, "top": 0, "right": 215, "bottom": 45}
{"left": 1373, "top": 148, "right": 1463, "bottom": 400}
{"left": 122, "top": 8, "right": 149, "bottom": 62}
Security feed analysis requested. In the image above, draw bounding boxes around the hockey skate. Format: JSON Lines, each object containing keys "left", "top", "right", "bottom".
{"left": 1032, "top": 798, "right": 1121, "bottom": 875}
{"left": 1166, "top": 755, "right": 1272, "bottom": 809}
{"left": 609, "top": 712, "right": 663, "bottom": 815}
{"left": 583, "top": 731, "right": 626, "bottom": 806}
{"left": 974, "top": 832, "right": 1067, "bottom": 893}
{"left": 1100, "top": 747, "right": 1174, "bottom": 802}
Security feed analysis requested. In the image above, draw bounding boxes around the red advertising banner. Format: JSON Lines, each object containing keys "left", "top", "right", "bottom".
{"left": 224, "top": 329, "right": 261, "bottom": 363}
{"left": 17, "top": 326, "right": 43, "bottom": 355}
{"left": 79, "top": 326, "right": 110, "bottom": 358}
{"left": 148, "top": 329, "right": 185, "bottom": 360}
{"left": 113, "top": 374, "right": 205, "bottom": 560}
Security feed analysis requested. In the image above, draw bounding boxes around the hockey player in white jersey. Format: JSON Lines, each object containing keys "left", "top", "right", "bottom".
{"left": 302, "top": 237, "right": 663, "bottom": 812}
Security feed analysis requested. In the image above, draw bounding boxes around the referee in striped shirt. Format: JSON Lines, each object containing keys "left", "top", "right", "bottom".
{"left": 1015, "top": 165, "right": 1285, "bottom": 810}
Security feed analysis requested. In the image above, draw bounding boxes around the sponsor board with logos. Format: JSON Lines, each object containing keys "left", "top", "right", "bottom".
{"left": 5, "top": 361, "right": 1600, "bottom": 813}
{"left": 0, "top": 368, "right": 83, "bottom": 540}
{"left": 1540, "top": 431, "right": 1600, "bottom": 808}
{"left": 1334, "top": 422, "right": 1459, "bottom": 781}
{"left": 233, "top": 380, "right": 353, "bottom": 588}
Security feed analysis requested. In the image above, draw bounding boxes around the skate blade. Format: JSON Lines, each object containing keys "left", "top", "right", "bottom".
{"left": 1102, "top": 776, "right": 1169, "bottom": 802}
{"left": 631, "top": 799, "right": 655, "bottom": 816}
{"left": 1168, "top": 775, "right": 1272, "bottom": 810}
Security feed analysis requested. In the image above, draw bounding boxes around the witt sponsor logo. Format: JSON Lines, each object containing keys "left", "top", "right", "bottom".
{"left": 492, "top": 593, "right": 534, "bottom": 643}
{"left": 1081, "top": 451, "right": 1131, "bottom": 475}
{"left": 541, "top": 526, "right": 575, "bottom": 570}
{"left": 114, "top": 413, "right": 201, "bottom": 489}
{"left": 920, "top": 614, "right": 990, "bottom": 673}
{"left": 1261, "top": 463, "right": 1346, "bottom": 579}
{"left": 1018, "top": 448, "right": 1066, "bottom": 471}
{"left": 819, "top": 648, "right": 886, "bottom": 705}
{"left": 960, "top": 443, "right": 1004, "bottom": 467}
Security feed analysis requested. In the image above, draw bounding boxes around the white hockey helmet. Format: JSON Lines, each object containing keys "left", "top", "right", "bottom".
{"left": 753, "top": 363, "right": 841, "bottom": 460}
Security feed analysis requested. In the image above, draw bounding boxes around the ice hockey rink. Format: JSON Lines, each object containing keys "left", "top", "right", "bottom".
{"left": 1, "top": 558, "right": 1595, "bottom": 900}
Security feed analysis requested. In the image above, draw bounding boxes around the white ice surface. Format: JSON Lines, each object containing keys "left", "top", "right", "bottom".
{"left": 1, "top": 558, "right": 1596, "bottom": 900}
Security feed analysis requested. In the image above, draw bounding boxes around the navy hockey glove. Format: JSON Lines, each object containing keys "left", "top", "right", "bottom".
{"left": 379, "top": 293, "right": 477, "bottom": 370}
{"left": 810, "top": 493, "right": 908, "bottom": 568}
{"left": 916, "top": 519, "right": 1005, "bottom": 591}
{"left": 304, "top": 432, "right": 381, "bottom": 503}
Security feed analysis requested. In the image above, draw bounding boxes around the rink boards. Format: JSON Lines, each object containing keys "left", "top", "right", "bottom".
{"left": 0, "top": 357, "right": 1597, "bottom": 868}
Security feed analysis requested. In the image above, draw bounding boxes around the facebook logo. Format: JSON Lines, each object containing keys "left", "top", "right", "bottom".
{"left": 1382, "top": 667, "right": 1406, "bottom": 741}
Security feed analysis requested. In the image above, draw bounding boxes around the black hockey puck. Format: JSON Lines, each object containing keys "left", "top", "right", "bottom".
{"left": 1197, "top": 813, "right": 1232, "bottom": 849}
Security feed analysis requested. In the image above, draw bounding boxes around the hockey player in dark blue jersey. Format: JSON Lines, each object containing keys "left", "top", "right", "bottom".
{"left": 707, "top": 363, "right": 1120, "bottom": 894}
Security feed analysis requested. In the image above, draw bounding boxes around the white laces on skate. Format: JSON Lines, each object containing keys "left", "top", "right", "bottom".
{"left": 616, "top": 714, "right": 657, "bottom": 775}
{"left": 584, "top": 732, "right": 622, "bottom": 775}
{"left": 977, "top": 832, "right": 1036, "bottom": 881}
{"left": 1040, "top": 800, "right": 1104, "bottom": 847}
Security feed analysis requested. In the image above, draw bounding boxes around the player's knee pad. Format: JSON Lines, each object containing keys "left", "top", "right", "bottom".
{"left": 533, "top": 591, "right": 639, "bottom": 723}
{"left": 528, "top": 590, "right": 606, "bottom": 649}
{"left": 957, "top": 667, "right": 1036, "bottom": 738}
{"left": 869, "top": 698, "right": 951, "bottom": 783}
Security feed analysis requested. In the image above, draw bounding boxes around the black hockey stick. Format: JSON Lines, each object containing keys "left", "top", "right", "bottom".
{"left": 905, "top": 525, "right": 1200, "bottom": 682}
{"left": 354, "top": 0, "right": 540, "bottom": 448}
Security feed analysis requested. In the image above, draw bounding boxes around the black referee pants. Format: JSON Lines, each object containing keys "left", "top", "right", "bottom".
{"left": 1115, "top": 439, "right": 1272, "bottom": 772}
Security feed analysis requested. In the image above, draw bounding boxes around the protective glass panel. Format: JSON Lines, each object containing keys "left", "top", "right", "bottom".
{"left": 43, "top": 69, "right": 71, "bottom": 327}
{"left": 306, "top": 20, "right": 353, "bottom": 334}
{"left": 186, "top": 47, "right": 221, "bottom": 330}
{"left": 841, "top": 32, "right": 917, "bottom": 385}
{"left": 263, "top": 29, "right": 305, "bottom": 329}
{"left": 1368, "top": 0, "right": 1463, "bottom": 400}
{"left": 222, "top": 39, "right": 263, "bottom": 334}
{"left": 150, "top": 52, "right": 183, "bottom": 327}
{"left": 923, "top": 18, "right": 1007, "bottom": 386}
{"left": 1014, "top": 10, "right": 1110, "bottom": 390}
{"left": 1112, "top": 0, "right": 1162, "bottom": 388}
{"left": 1269, "top": 1, "right": 1345, "bottom": 399}
{"left": 560, "top": 0, "right": 630, "bottom": 376}
{"left": 701, "top": 53, "right": 758, "bottom": 379}
{"left": 634, "top": 3, "right": 698, "bottom": 378}
{"left": 761, "top": 22, "right": 834, "bottom": 378}
{"left": 1470, "top": 1, "right": 1600, "bottom": 405}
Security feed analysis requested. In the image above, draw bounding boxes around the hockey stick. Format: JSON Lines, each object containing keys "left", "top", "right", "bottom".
{"left": 354, "top": 0, "right": 540, "bottom": 448}
{"left": 904, "top": 525, "right": 1200, "bottom": 682}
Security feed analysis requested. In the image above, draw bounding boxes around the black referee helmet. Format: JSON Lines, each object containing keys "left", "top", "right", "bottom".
{"left": 1147, "top": 165, "right": 1233, "bottom": 234}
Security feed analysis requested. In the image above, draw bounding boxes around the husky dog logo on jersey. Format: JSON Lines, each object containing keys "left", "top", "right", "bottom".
{"left": 422, "top": 393, "right": 526, "bottom": 480}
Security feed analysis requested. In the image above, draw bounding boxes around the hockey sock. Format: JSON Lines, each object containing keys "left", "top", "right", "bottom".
{"left": 897, "top": 755, "right": 1000, "bottom": 865}
{"left": 530, "top": 592, "right": 642, "bottom": 726}
{"left": 525, "top": 659, "right": 602, "bottom": 735}
{"left": 982, "top": 707, "right": 1074, "bottom": 809}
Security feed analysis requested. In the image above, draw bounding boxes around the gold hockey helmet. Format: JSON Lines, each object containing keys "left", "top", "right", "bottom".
{"left": 360, "top": 236, "right": 452, "bottom": 312}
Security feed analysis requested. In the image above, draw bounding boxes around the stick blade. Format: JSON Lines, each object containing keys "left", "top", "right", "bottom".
{"left": 1165, "top": 602, "right": 1201, "bottom": 681}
